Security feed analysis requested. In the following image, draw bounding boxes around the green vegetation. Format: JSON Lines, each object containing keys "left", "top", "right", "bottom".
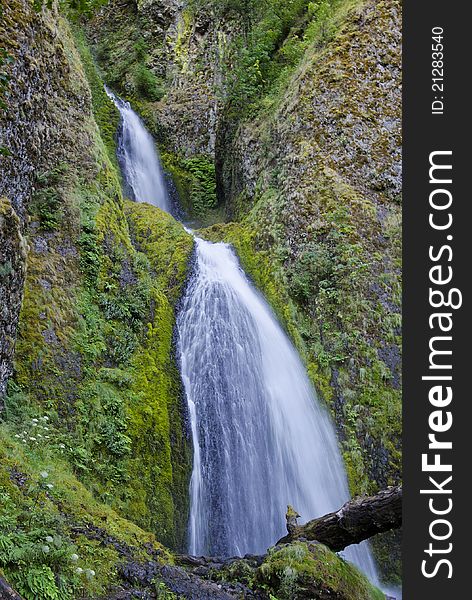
{"left": 11, "top": 167, "right": 193, "bottom": 549}
{"left": 120, "top": 202, "right": 194, "bottom": 545}
{"left": 189, "top": 0, "right": 342, "bottom": 116}
{"left": 29, "top": 164, "right": 69, "bottom": 231}
{"left": 3, "top": 1, "right": 193, "bottom": 564}
{"left": 82, "top": 5, "right": 164, "bottom": 105}
{"left": 1, "top": 0, "right": 401, "bottom": 593}
{"left": 0, "top": 420, "right": 171, "bottom": 599}
{"left": 72, "top": 27, "right": 120, "bottom": 164}
{"left": 258, "top": 542, "right": 385, "bottom": 600}
{"left": 162, "top": 152, "right": 218, "bottom": 221}
{"left": 134, "top": 63, "right": 164, "bottom": 102}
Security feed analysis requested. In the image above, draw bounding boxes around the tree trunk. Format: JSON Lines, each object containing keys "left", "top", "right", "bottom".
{"left": 277, "top": 485, "right": 402, "bottom": 551}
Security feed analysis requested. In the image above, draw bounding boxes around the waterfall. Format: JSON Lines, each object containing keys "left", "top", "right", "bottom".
{"left": 106, "top": 89, "right": 381, "bottom": 589}
{"left": 177, "top": 237, "right": 379, "bottom": 584}
{"left": 105, "top": 87, "right": 170, "bottom": 212}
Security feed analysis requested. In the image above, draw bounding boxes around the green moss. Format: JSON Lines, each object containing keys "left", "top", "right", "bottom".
{"left": 29, "top": 163, "right": 69, "bottom": 231}
{"left": 133, "top": 63, "right": 164, "bottom": 101}
{"left": 71, "top": 26, "right": 120, "bottom": 164}
{"left": 258, "top": 542, "right": 385, "bottom": 600}
{"left": 213, "top": 541, "right": 386, "bottom": 599}
{"left": 118, "top": 201, "right": 194, "bottom": 548}
{"left": 123, "top": 201, "right": 194, "bottom": 302}
{"left": 174, "top": 9, "right": 193, "bottom": 75}
{"left": 161, "top": 152, "right": 220, "bottom": 222}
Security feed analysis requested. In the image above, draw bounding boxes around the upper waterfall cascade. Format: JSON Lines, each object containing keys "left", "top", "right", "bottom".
{"left": 108, "top": 89, "right": 381, "bottom": 588}
{"left": 106, "top": 87, "right": 170, "bottom": 212}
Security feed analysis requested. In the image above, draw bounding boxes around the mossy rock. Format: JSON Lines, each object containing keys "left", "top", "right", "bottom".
{"left": 257, "top": 542, "right": 385, "bottom": 600}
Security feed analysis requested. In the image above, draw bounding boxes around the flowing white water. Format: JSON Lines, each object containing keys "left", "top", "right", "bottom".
{"left": 177, "top": 238, "right": 380, "bottom": 585}
{"left": 106, "top": 88, "right": 382, "bottom": 589}
{"left": 105, "top": 87, "right": 170, "bottom": 212}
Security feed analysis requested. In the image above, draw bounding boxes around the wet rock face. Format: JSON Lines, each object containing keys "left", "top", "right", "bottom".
{"left": 88, "top": 0, "right": 235, "bottom": 158}
{"left": 0, "top": 198, "right": 27, "bottom": 405}
{"left": 0, "top": 0, "right": 93, "bottom": 407}
{"left": 0, "top": 0, "right": 92, "bottom": 226}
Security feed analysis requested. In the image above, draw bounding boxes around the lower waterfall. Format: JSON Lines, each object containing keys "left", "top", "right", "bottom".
{"left": 177, "top": 237, "right": 379, "bottom": 584}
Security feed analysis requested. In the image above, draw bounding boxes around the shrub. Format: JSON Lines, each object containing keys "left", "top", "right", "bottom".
{"left": 183, "top": 156, "right": 218, "bottom": 216}
{"left": 133, "top": 64, "right": 164, "bottom": 102}
{"left": 29, "top": 164, "right": 68, "bottom": 231}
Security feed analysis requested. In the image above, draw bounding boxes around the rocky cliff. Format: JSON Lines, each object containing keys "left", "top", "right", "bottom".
{"left": 0, "top": 2, "right": 194, "bottom": 595}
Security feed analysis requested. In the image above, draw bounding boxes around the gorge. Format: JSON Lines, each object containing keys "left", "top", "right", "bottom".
{"left": 0, "top": 0, "right": 402, "bottom": 598}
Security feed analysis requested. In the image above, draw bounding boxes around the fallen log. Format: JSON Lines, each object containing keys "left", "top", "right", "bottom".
{"left": 0, "top": 576, "right": 25, "bottom": 599}
{"left": 278, "top": 485, "right": 402, "bottom": 551}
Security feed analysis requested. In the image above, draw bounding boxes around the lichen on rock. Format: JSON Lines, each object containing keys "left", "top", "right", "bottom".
{"left": 0, "top": 197, "right": 27, "bottom": 404}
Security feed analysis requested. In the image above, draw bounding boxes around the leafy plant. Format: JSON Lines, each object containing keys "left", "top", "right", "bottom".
{"left": 0, "top": 484, "right": 79, "bottom": 600}
{"left": 182, "top": 156, "right": 218, "bottom": 216}
{"left": 30, "top": 164, "right": 69, "bottom": 231}
{"left": 133, "top": 64, "right": 164, "bottom": 102}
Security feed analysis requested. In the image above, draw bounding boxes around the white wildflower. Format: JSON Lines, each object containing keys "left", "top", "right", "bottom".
{"left": 46, "top": 483, "right": 54, "bottom": 489}
{"left": 86, "top": 569, "right": 95, "bottom": 579}
{"left": 32, "top": 418, "right": 39, "bottom": 423}
{"left": 59, "top": 443, "right": 65, "bottom": 449}
{"left": 15, "top": 434, "right": 20, "bottom": 438}
{"left": 29, "top": 437, "right": 36, "bottom": 441}
{"left": 42, "top": 545, "right": 50, "bottom": 553}
{"left": 40, "top": 471, "right": 49, "bottom": 478}
{"left": 75, "top": 567, "right": 83, "bottom": 575}
{"left": 70, "top": 553, "right": 79, "bottom": 562}
{"left": 45, "top": 536, "right": 54, "bottom": 543}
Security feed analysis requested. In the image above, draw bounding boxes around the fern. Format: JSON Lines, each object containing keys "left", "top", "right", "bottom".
{"left": 11, "top": 565, "right": 61, "bottom": 600}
